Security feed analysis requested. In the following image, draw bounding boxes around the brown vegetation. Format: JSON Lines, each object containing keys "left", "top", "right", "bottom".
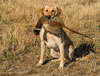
{"left": 0, "top": 0, "right": 100, "bottom": 75}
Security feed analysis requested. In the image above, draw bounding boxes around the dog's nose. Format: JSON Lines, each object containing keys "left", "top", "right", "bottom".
{"left": 47, "top": 15, "right": 51, "bottom": 19}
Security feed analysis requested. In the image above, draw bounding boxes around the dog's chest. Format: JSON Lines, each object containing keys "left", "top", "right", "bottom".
{"left": 47, "top": 33, "right": 59, "bottom": 48}
{"left": 44, "top": 32, "right": 60, "bottom": 49}
{"left": 46, "top": 40, "right": 58, "bottom": 49}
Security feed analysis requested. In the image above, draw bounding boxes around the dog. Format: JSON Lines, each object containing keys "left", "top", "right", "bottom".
{"left": 34, "top": 5, "right": 92, "bottom": 69}
{"left": 34, "top": 5, "right": 74, "bottom": 69}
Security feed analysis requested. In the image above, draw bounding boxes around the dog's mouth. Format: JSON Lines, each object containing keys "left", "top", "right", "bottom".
{"left": 46, "top": 15, "right": 51, "bottom": 19}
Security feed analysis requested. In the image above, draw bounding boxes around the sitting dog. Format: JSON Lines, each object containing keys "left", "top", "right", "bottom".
{"left": 34, "top": 5, "right": 91, "bottom": 69}
{"left": 34, "top": 5, "right": 74, "bottom": 69}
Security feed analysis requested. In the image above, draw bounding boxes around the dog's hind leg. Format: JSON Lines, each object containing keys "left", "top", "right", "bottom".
{"left": 50, "top": 49, "right": 64, "bottom": 62}
{"left": 68, "top": 45, "right": 74, "bottom": 61}
{"left": 50, "top": 49, "right": 60, "bottom": 58}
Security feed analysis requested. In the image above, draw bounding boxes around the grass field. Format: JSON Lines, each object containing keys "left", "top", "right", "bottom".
{"left": 0, "top": 0, "right": 100, "bottom": 75}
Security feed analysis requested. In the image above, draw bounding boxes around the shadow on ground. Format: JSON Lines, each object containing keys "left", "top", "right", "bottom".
{"left": 74, "top": 41, "right": 96, "bottom": 58}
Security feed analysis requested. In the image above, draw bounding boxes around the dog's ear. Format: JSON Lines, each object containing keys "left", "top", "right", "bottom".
{"left": 56, "top": 7, "right": 61, "bottom": 16}
{"left": 40, "top": 7, "right": 44, "bottom": 15}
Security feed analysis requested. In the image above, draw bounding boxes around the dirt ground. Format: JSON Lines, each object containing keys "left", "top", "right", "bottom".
{"left": 0, "top": 0, "right": 100, "bottom": 76}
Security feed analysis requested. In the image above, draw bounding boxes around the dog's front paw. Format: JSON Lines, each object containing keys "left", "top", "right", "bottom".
{"left": 36, "top": 63, "right": 43, "bottom": 67}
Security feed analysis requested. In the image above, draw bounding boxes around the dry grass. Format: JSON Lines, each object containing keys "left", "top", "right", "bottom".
{"left": 0, "top": 0, "right": 100, "bottom": 75}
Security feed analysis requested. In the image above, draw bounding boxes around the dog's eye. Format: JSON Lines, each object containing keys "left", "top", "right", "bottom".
{"left": 45, "top": 9, "right": 48, "bottom": 12}
{"left": 52, "top": 10, "right": 55, "bottom": 12}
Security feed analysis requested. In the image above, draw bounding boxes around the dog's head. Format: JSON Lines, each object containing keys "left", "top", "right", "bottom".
{"left": 41, "top": 6, "right": 61, "bottom": 19}
{"left": 34, "top": 6, "right": 61, "bottom": 36}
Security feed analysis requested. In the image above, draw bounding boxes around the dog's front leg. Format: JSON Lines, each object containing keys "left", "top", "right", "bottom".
{"left": 36, "top": 41, "right": 46, "bottom": 66}
{"left": 58, "top": 43, "right": 65, "bottom": 69}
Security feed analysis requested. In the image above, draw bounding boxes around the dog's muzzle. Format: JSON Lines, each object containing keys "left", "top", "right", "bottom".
{"left": 47, "top": 15, "right": 51, "bottom": 19}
